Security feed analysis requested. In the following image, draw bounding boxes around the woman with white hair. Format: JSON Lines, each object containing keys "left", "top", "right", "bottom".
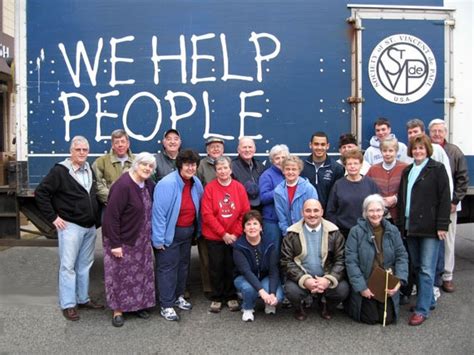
{"left": 102, "top": 152, "right": 157, "bottom": 327}
{"left": 258, "top": 144, "right": 290, "bottom": 252}
{"left": 345, "top": 194, "right": 408, "bottom": 325}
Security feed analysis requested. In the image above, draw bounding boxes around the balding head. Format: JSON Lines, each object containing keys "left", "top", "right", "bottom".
{"left": 302, "top": 199, "right": 323, "bottom": 229}
{"left": 238, "top": 136, "right": 256, "bottom": 163}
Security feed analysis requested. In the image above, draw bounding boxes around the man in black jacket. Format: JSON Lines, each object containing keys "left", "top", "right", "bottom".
{"left": 35, "top": 136, "right": 103, "bottom": 321}
{"left": 231, "top": 137, "right": 266, "bottom": 210}
{"left": 301, "top": 131, "right": 344, "bottom": 210}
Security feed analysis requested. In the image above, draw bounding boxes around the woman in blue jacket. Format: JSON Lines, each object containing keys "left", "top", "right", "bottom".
{"left": 274, "top": 155, "right": 318, "bottom": 236}
{"left": 233, "top": 210, "right": 284, "bottom": 322}
{"left": 258, "top": 144, "right": 290, "bottom": 253}
{"left": 152, "top": 149, "right": 204, "bottom": 322}
{"left": 345, "top": 194, "right": 408, "bottom": 325}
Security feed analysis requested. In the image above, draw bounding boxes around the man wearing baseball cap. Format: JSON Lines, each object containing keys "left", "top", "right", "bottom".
{"left": 154, "top": 129, "right": 182, "bottom": 182}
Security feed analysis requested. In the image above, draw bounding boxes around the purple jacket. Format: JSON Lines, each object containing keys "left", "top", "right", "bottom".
{"left": 103, "top": 172, "right": 155, "bottom": 248}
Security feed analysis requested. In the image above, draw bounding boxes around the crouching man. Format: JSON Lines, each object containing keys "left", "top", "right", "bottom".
{"left": 281, "top": 199, "right": 349, "bottom": 321}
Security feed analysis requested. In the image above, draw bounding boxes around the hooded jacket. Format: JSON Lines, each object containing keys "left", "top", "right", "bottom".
{"left": 363, "top": 134, "right": 409, "bottom": 165}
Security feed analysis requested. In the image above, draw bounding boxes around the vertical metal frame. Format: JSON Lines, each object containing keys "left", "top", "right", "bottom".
{"left": 347, "top": 4, "right": 455, "bottom": 142}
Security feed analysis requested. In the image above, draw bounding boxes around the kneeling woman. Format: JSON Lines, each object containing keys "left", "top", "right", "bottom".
{"left": 102, "top": 152, "right": 157, "bottom": 327}
{"left": 345, "top": 194, "right": 408, "bottom": 325}
{"left": 233, "top": 210, "right": 284, "bottom": 322}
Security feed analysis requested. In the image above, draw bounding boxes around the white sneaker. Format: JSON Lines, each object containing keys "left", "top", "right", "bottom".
{"left": 242, "top": 309, "right": 254, "bottom": 322}
{"left": 433, "top": 286, "right": 441, "bottom": 301}
{"left": 175, "top": 295, "right": 192, "bottom": 310}
{"left": 264, "top": 304, "right": 276, "bottom": 315}
{"left": 411, "top": 285, "right": 417, "bottom": 296}
{"left": 160, "top": 307, "right": 179, "bottom": 321}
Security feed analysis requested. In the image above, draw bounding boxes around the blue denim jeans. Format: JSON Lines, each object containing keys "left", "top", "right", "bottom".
{"left": 406, "top": 237, "right": 440, "bottom": 317}
{"left": 58, "top": 222, "right": 97, "bottom": 309}
{"left": 234, "top": 275, "right": 284, "bottom": 310}
{"left": 434, "top": 240, "right": 445, "bottom": 287}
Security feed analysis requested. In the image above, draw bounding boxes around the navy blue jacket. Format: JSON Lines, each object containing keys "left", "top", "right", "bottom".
{"left": 301, "top": 154, "right": 345, "bottom": 210}
{"left": 233, "top": 234, "right": 280, "bottom": 295}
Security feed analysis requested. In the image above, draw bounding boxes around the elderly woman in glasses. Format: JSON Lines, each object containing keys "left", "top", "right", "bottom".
{"left": 345, "top": 194, "right": 408, "bottom": 325}
{"left": 201, "top": 156, "right": 250, "bottom": 313}
{"left": 102, "top": 152, "right": 157, "bottom": 327}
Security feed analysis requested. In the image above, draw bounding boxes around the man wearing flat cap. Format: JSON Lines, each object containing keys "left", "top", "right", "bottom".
{"left": 197, "top": 136, "right": 225, "bottom": 186}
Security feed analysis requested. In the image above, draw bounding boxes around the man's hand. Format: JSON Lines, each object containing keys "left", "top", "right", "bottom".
{"left": 53, "top": 216, "right": 67, "bottom": 230}
{"left": 303, "top": 278, "right": 319, "bottom": 293}
{"left": 314, "top": 276, "right": 330, "bottom": 293}
{"left": 437, "top": 230, "right": 447, "bottom": 240}
{"left": 450, "top": 203, "right": 457, "bottom": 214}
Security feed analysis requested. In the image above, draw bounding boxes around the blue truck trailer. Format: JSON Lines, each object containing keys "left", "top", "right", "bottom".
{"left": 1, "top": 0, "right": 472, "bottom": 243}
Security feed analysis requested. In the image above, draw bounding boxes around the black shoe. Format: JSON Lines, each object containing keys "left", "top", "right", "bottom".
{"left": 112, "top": 314, "right": 125, "bottom": 327}
{"left": 399, "top": 295, "right": 410, "bottom": 305}
{"left": 135, "top": 310, "right": 150, "bottom": 319}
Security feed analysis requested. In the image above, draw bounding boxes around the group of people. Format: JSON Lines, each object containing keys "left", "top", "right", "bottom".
{"left": 34, "top": 116, "right": 468, "bottom": 328}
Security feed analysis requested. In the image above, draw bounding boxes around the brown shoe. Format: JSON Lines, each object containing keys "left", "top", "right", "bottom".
{"left": 78, "top": 300, "right": 104, "bottom": 310}
{"left": 442, "top": 280, "right": 455, "bottom": 293}
{"left": 320, "top": 302, "right": 332, "bottom": 320}
{"left": 294, "top": 306, "right": 307, "bottom": 321}
{"left": 63, "top": 307, "right": 80, "bottom": 321}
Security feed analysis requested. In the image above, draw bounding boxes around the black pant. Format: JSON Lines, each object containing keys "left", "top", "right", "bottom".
{"left": 360, "top": 297, "right": 395, "bottom": 325}
{"left": 284, "top": 279, "right": 350, "bottom": 309}
{"left": 207, "top": 240, "right": 237, "bottom": 302}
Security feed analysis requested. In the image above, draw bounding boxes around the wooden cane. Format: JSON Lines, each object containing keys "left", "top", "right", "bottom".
{"left": 383, "top": 270, "right": 389, "bottom": 327}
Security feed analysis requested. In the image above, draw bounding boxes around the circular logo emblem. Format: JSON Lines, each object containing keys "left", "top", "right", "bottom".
{"left": 368, "top": 34, "right": 436, "bottom": 104}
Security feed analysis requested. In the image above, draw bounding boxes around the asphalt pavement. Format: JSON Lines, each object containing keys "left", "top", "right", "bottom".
{"left": 1, "top": 224, "right": 473, "bottom": 354}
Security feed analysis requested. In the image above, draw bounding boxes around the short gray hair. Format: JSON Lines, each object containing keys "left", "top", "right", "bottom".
{"left": 269, "top": 144, "right": 290, "bottom": 163}
{"left": 362, "top": 194, "right": 385, "bottom": 219}
{"left": 131, "top": 152, "right": 156, "bottom": 173}
{"left": 428, "top": 118, "right": 447, "bottom": 131}
{"left": 214, "top": 156, "right": 232, "bottom": 168}
{"left": 70, "top": 136, "right": 89, "bottom": 151}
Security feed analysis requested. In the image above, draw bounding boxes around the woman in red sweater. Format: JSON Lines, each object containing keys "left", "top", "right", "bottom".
{"left": 201, "top": 156, "right": 250, "bottom": 313}
{"left": 366, "top": 137, "right": 407, "bottom": 223}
